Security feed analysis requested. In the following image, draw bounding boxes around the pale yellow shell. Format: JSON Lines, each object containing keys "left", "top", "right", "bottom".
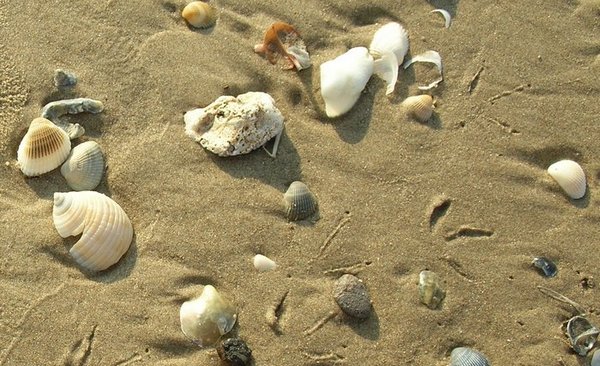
{"left": 401, "top": 95, "right": 434, "bottom": 122}
{"left": 182, "top": 1, "right": 217, "bottom": 29}
{"left": 17, "top": 117, "right": 71, "bottom": 177}
{"left": 547, "top": 159, "right": 587, "bottom": 199}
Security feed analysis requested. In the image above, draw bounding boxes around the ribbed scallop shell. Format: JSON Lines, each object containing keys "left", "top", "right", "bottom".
{"left": 369, "top": 22, "right": 410, "bottom": 64}
{"left": 450, "top": 347, "right": 490, "bottom": 366}
{"left": 60, "top": 141, "right": 105, "bottom": 191}
{"left": 52, "top": 191, "right": 133, "bottom": 272}
{"left": 283, "top": 181, "right": 317, "bottom": 221}
{"left": 547, "top": 159, "right": 586, "bottom": 199}
{"left": 17, "top": 117, "right": 71, "bottom": 177}
{"left": 182, "top": 1, "right": 217, "bottom": 29}
{"left": 401, "top": 95, "right": 434, "bottom": 122}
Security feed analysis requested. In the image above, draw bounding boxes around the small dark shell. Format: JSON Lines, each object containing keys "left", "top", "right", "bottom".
{"left": 532, "top": 257, "right": 557, "bottom": 278}
{"left": 332, "top": 274, "right": 372, "bottom": 319}
{"left": 216, "top": 337, "right": 252, "bottom": 366}
{"left": 450, "top": 347, "right": 490, "bottom": 366}
{"left": 283, "top": 181, "right": 317, "bottom": 221}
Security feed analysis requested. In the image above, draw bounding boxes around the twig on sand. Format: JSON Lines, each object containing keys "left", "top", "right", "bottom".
{"left": 537, "top": 286, "right": 586, "bottom": 315}
{"left": 303, "top": 310, "right": 339, "bottom": 336}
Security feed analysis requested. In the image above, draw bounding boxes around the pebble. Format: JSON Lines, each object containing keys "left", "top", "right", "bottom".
{"left": 53, "top": 69, "right": 78, "bottom": 87}
{"left": 216, "top": 337, "right": 253, "bottom": 366}
{"left": 332, "top": 274, "right": 372, "bottom": 319}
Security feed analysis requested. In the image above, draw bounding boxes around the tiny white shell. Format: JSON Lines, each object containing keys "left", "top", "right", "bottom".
{"left": 17, "top": 117, "right": 71, "bottom": 177}
{"left": 547, "top": 159, "right": 586, "bottom": 199}
{"left": 430, "top": 9, "right": 452, "bottom": 28}
{"left": 253, "top": 254, "right": 277, "bottom": 272}
{"left": 369, "top": 22, "right": 409, "bottom": 95}
{"left": 182, "top": 1, "right": 218, "bottom": 29}
{"left": 60, "top": 141, "right": 105, "bottom": 191}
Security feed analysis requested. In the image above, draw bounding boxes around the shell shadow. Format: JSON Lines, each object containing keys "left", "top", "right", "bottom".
{"left": 345, "top": 308, "right": 380, "bottom": 341}
{"left": 24, "top": 163, "right": 113, "bottom": 199}
{"left": 147, "top": 337, "right": 200, "bottom": 357}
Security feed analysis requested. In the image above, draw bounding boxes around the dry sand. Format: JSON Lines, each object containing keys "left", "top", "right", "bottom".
{"left": 1, "top": 0, "right": 600, "bottom": 365}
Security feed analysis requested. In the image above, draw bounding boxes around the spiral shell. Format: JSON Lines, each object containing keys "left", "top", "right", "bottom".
{"left": 450, "top": 347, "right": 490, "bottom": 366}
{"left": 52, "top": 191, "right": 133, "bottom": 272}
{"left": 182, "top": 1, "right": 218, "bottom": 29}
{"left": 401, "top": 95, "right": 434, "bottom": 122}
{"left": 283, "top": 181, "right": 317, "bottom": 221}
{"left": 547, "top": 159, "right": 586, "bottom": 199}
{"left": 60, "top": 141, "right": 105, "bottom": 191}
{"left": 17, "top": 117, "right": 71, "bottom": 177}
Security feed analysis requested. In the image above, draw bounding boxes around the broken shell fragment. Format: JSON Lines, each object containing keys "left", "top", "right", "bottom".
{"left": 450, "top": 347, "right": 490, "bottom": 366}
{"left": 430, "top": 9, "right": 452, "bottom": 28}
{"left": 565, "top": 315, "right": 600, "bottom": 356}
{"left": 182, "top": 1, "right": 218, "bottom": 29}
{"left": 41, "top": 98, "right": 104, "bottom": 139}
{"left": 403, "top": 50, "right": 444, "bottom": 91}
{"left": 418, "top": 270, "right": 446, "bottom": 309}
{"left": 531, "top": 257, "right": 557, "bottom": 278}
{"left": 401, "top": 95, "right": 434, "bottom": 122}
{"left": 369, "top": 22, "right": 410, "bottom": 95}
{"left": 17, "top": 117, "right": 71, "bottom": 177}
{"left": 254, "top": 22, "right": 311, "bottom": 71}
{"left": 332, "top": 274, "right": 372, "bottom": 320}
{"left": 253, "top": 254, "right": 277, "bottom": 272}
{"left": 60, "top": 141, "right": 105, "bottom": 191}
{"left": 547, "top": 159, "right": 586, "bottom": 199}
{"left": 283, "top": 181, "right": 317, "bottom": 221}
{"left": 52, "top": 191, "right": 133, "bottom": 271}
{"left": 184, "top": 92, "right": 284, "bottom": 157}
{"left": 53, "top": 69, "right": 77, "bottom": 87}
{"left": 180, "top": 285, "right": 237, "bottom": 348}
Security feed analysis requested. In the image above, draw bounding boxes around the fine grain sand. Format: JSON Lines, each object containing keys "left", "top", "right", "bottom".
{"left": 1, "top": 0, "right": 600, "bottom": 365}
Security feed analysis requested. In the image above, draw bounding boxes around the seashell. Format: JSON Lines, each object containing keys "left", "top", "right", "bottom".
{"left": 369, "top": 22, "right": 410, "bottom": 95}
{"left": 320, "top": 47, "right": 374, "bottom": 118}
{"left": 217, "top": 337, "right": 253, "bottom": 366}
{"left": 450, "top": 347, "right": 490, "bottom": 366}
{"left": 180, "top": 285, "right": 237, "bottom": 348}
{"left": 418, "top": 270, "right": 446, "bottom": 309}
{"left": 403, "top": 50, "right": 444, "bottom": 91}
{"left": 589, "top": 348, "right": 600, "bottom": 366}
{"left": 401, "top": 95, "right": 434, "bottom": 122}
{"left": 332, "top": 274, "right": 372, "bottom": 320}
{"left": 184, "top": 92, "right": 284, "bottom": 157}
{"left": 547, "top": 159, "right": 586, "bottom": 199}
{"left": 182, "top": 1, "right": 218, "bottom": 29}
{"left": 52, "top": 191, "right": 133, "bottom": 271}
{"left": 17, "top": 117, "right": 71, "bottom": 177}
{"left": 60, "top": 141, "right": 105, "bottom": 191}
{"left": 565, "top": 315, "right": 600, "bottom": 356}
{"left": 531, "top": 256, "right": 558, "bottom": 278}
{"left": 430, "top": 9, "right": 452, "bottom": 28}
{"left": 283, "top": 181, "right": 317, "bottom": 221}
{"left": 253, "top": 254, "right": 277, "bottom": 272}
{"left": 254, "top": 22, "right": 311, "bottom": 71}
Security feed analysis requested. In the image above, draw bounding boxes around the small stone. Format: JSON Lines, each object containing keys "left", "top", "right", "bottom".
{"left": 532, "top": 257, "right": 558, "bottom": 278}
{"left": 53, "top": 69, "right": 78, "bottom": 87}
{"left": 216, "top": 337, "right": 252, "bottom": 366}
{"left": 332, "top": 274, "right": 372, "bottom": 319}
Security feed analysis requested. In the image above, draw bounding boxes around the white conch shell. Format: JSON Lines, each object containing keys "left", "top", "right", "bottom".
{"left": 403, "top": 50, "right": 444, "bottom": 90}
{"left": 52, "top": 191, "right": 134, "bottom": 271}
{"left": 547, "top": 159, "right": 586, "bottom": 199}
{"left": 180, "top": 285, "right": 237, "bottom": 347}
{"left": 320, "top": 47, "right": 374, "bottom": 117}
{"left": 182, "top": 1, "right": 218, "bottom": 29}
{"left": 401, "top": 95, "right": 434, "bottom": 122}
{"left": 60, "top": 141, "right": 105, "bottom": 191}
{"left": 17, "top": 117, "right": 71, "bottom": 177}
{"left": 369, "top": 22, "right": 410, "bottom": 95}
{"left": 253, "top": 254, "right": 277, "bottom": 272}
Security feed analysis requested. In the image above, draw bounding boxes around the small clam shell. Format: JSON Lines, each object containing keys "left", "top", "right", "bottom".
{"left": 418, "top": 270, "right": 445, "bottom": 309}
{"left": 401, "top": 95, "right": 434, "bottom": 122}
{"left": 17, "top": 117, "right": 71, "bottom": 177}
{"left": 565, "top": 315, "right": 600, "bottom": 356}
{"left": 52, "top": 191, "right": 133, "bottom": 271}
{"left": 547, "top": 159, "right": 586, "bottom": 199}
{"left": 253, "top": 254, "right": 277, "bottom": 272}
{"left": 180, "top": 285, "right": 237, "bottom": 348}
{"left": 60, "top": 141, "right": 105, "bottom": 191}
{"left": 182, "top": 1, "right": 217, "bottom": 29}
{"left": 450, "top": 347, "right": 490, "bottom": 366}
{"left": 283, "top": 181, "right": 317, "bottom": 221}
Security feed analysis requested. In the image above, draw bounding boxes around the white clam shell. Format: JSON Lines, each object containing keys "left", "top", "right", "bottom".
{"left": 320, "top": 47, "right": 374, "bottom": 117}
{"left": 60, "top": 141, "right": 105, "bottom": 191}
{"left": 253, "top": 254, "right": 277, "bottom": 272}
{"left": 180, "top": 285, "right": 237, "bottom": 347}
{"left": 547, "top": 159, "right": 586, "bottom": 199}
{"left": 369, "top": 22, "right": 410, "bottom": 95}
{"left": 52, "top": 191, "right": 133, "bottom": 271}
{"left": 450, "top": 347, "right": 490, "bottom": 366}
{"left": 17, "top": 117, "right": 71, "bottom": 177}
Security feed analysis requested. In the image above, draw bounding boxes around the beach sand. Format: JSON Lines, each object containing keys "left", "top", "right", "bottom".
{"left": 1, "top": 0, "right": 600, "bottom": 364}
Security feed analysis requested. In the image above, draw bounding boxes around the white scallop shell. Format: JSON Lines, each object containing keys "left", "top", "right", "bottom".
{"left": 253, "top": 254, "right": 277, "bottom": 272}
{"left": 369, "top": 22, "right": 409, "bottom": 95}
{"left": 547, "top": 159, "right": 586, "bottom": 199}
{"left": 60, "top": 141, "right": 105, "bottom": 191}
{"left": 180, "top": 285, "right": 237, "bottom": 347}
{"left": 450, "top": 347, "right": 490, "bottom": 366}
{"left": 320, "top": 47, "right": 374, "bottom": 117}
{"left": 52, "top": 191, "right": 133, "bottom": 271}
{"left": 17, "top": 117, "right": 71, "bottom": 177}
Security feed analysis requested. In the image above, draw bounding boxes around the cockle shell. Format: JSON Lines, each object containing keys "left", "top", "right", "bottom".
{"left": 253, "top": 254, "right": 277, "bottom": 272}
{"left": 401, "top": 95, "right": 434, "bottom": 122}
{"left": 180, "top": 285, "right": 237, "bottom": 348}
{"left": 17, "top": 117, "right": 71, "bottom": 177}
{"left": 182, "top": 1, "right": 218, "bottom": 29}
{"left": 60, "top": 141, "right": 105, "bottom": 191}
{"left": 547, "top": 159, "right": 586, "bottom": 199}
{"left": 450, "top": 347, "right": 490, "bottom": 366}
{"left": 184, "top": 92, "right": 284, "bottom": 157}
{"left": 320, "top": 47, "right": 374, "bottom": 118}
{"left": 369, "top": 22, "right": 410, "bottom": 95}
{"left": 52, "top": 191, "right": 133, "bottom": 271}
{"left": 283, "top": 181, "right": 317, "bottom": 221}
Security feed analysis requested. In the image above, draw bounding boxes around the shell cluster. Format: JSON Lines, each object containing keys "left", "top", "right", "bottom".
{"left": 182, "top": 1, "right": 218, "bottom": 29}
{"left": 283, "top": 181, "right": 317, "bottom": 221}
{"left": 547, "top": 159, "right": 586, "bottom": 199}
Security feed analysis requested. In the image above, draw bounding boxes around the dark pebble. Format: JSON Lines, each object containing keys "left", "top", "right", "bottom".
{"left": 53, "top": 69, "right": 78, "bottom": 87}
{"left": 216, "top": 337, "right": 252, "bottom": 366}
{"left": 332, "top": 274, "right": 372, "bottom": 319}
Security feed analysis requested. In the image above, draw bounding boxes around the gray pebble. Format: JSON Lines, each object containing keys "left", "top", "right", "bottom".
{"left": 332, "top": 274, "right": 372, "bottom": 319}
{"left": 53, "top": 69, "right": 78, "bottom": 87}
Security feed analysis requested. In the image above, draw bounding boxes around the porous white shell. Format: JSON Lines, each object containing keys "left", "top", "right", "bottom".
{"left": 253, "top": 254, "right": 277, "bottom": 272}
{"left": 401, "top": 95, "right": 434, "bottom": 122}
{"left": 17, "top": 117, "right": 71, "bottom": 177}
{"left": 547, "top": 160, "right": 586, "bottom": 199}
{"left": 182, "top": 1, "right": 217, "bottom": 29}
{"left": 450, "top": 347, "right": 490, "bottom": 366}
{"left": 60, "top": 141, "right": 105, "bottom": 191}
{"left": 184, "top": 92, "right": 284, "bottom": 157}
{"left": 320, "top": 47, "right": 374, "bottom": 117}
{"left": 52, "top": 191, "right": 133, "bottom": 271}
{"left": 283, "top": 181, "right": 317, "bottom": 221}
{"left": 180, "top": 285, "right": 237, "bottom": 347}
{"left": 369, "top": 22, "right": 409, "bottom": 95}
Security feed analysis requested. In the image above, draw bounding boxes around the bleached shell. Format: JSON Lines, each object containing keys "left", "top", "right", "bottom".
{"left": 17, "top": 117, "right": 71, "bottom": 177}
{"left": 401, "top": 95, "right": 434, "bottom": 122}
{"left": 52, "top": 191, "right": 133, "bottom": 271}
{"left": 547, "top": 159, "right": 586, "bottom": 199}
{"left": 450, "top": 347, "right": 490, "bottom": 366}
{"left": 60, "top": 141, "right": 104, "bottom": 191}
{"left": 430, "top": 9, "right": 452, "bottom": 28}
{"left": 253, "top": 254, "right": 277, "bottom": 272}
{"left": 283, "top": 181, "right": 317, "bottom": 221}
{"left": 184, "top": 92, "right": 284, "bottom": 157}
{"left": 180, "top": 285, "right": 237, "bottom": 347}
{"left": 182, "top": 1, "right": 218, "bottom": 29}
{"left": 320, "top": 47, "right": 374, "bottom": 117}
{"left": 369, "top": 22, "right": 410, "bottom": 64}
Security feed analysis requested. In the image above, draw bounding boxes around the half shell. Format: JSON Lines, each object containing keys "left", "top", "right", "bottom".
{"left": 182, "top": 1, "right": 218, "bottom": 29}
{"left": 283, "top": 181, "right": 317, "bottom": 221}
{"left": 547, "top": 159, "right": 586, "bottom": 199}
{"left": 52, "top": 191, "right": 133, "bottom": 271}
{"left": 401, "top": 95, "right": 434, "bottom": 122}
{"left": 450, "top": 347, "right": 490, "bottom": 366}
{"left": 369, "top": 22, "right": 410, "bottom": 95}
{"left": 60, "top": 141, "right": 105, "bottom": 191}
{"left": 17, "top": 117, "right": 71, "bottom": 177}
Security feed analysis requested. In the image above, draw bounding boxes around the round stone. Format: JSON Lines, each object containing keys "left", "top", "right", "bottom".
{"left": 332, "top": 274, "right": 372, "bottom": 319}
{"left": 216, "top": 337, "right": 252, "bottom": 366}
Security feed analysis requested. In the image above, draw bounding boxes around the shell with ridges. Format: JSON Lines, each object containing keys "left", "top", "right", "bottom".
{"left": 283, "top": 181, "right": 317, "bottom": 221}
{"left": 547, "top": 159, "right": 586, "bottom": 199}
{"left": 52, "top": 191, "right": 133, "bottom": 271}
{"left": 17, "top": 117, "right": 71, "bottom": 177}
{"left": 369, "top": 22, "right": 410, "bottom": 95}
{"left": 450, "top": 347, "right": 490, "bottom": 366}
{"left": 182, "top": 1, "right": 217, "bottom": 29}
{"left": 401, "top": 95, "right": 434, "bottom": 122}
{"left": 60, "top": 141, "right": 105, "bottom": 191}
